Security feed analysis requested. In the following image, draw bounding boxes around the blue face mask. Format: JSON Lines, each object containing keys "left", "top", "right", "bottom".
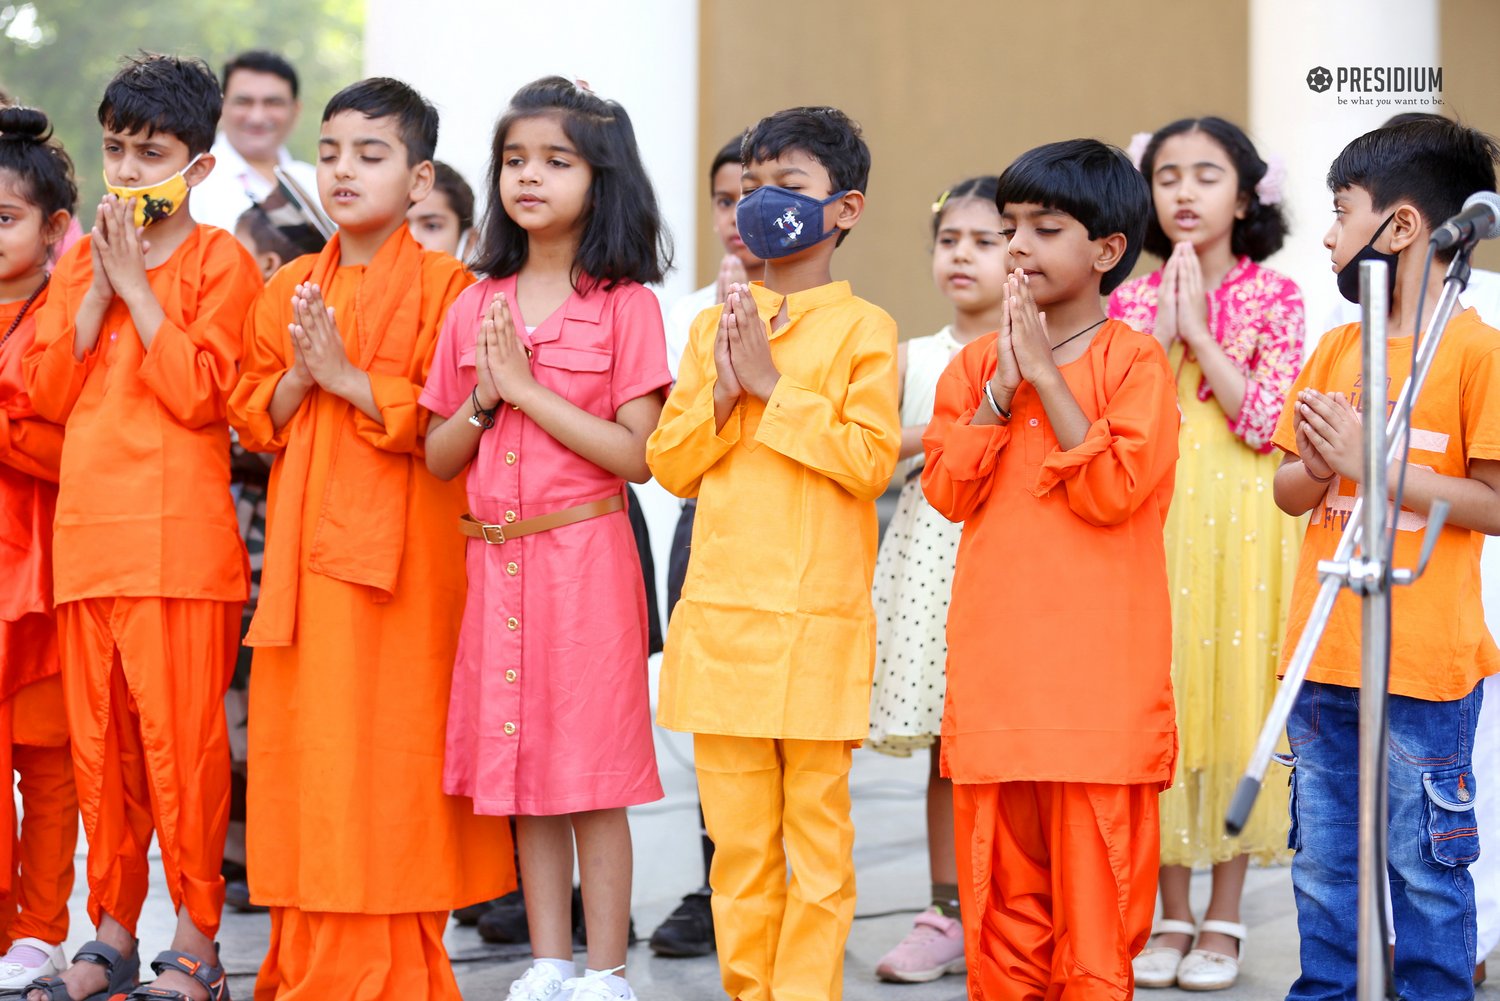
{"left": 735, "top": 185, "right": 849, "bottom": 260}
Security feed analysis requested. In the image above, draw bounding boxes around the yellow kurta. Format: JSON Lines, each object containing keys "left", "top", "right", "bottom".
{"left": 646, "top": 280, "right": 900, "bottom": 740}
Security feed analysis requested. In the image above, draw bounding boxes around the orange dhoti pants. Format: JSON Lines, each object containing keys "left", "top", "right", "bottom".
{"left": 694, "top": 734, "right": 857, "bottom": 1001}
{"left": 1, "top": 653, "right": 78, "bottom": 948}
{"left": 57, "top": 597, "right": 239, "bottom": 938}
{"left": 954, "top": 780, "right": 1159, "bottom": 1001}
{"left": 254, "top": 908, "right": 460, "bottom": 1001}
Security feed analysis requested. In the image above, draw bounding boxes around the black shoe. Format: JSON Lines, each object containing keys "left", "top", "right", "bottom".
{"left": 476, "top": 889, "right": 529, "bottom": 944}
{"left": 571, "top": 885, "right": 639, "bottom": 948}
{"left": 452, "top": 898, "right": 499, "bottom": 926}
{"left": 225, "top": 878, "right": 269, "bottom": 914}
{"left": 648, "top": 890, "right": 715, "bottom": 957}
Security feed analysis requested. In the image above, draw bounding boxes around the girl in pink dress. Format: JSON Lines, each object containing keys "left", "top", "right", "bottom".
{"left": 420, "top": 77, "right": 670, "bottom": 1001}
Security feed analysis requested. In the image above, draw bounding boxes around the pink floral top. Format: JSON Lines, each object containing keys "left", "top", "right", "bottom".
{"left": 1109, "top": 256, "right": 1305, "bottom": 453}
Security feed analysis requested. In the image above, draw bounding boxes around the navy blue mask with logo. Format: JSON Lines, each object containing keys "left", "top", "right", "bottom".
{"left": 1337, "top": 213, "right": 1400, "bottom": 306}
{"left": 736, "top": 185, "right": 849, "bottom": 260}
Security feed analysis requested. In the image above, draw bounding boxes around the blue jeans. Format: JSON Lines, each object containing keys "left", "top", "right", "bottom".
{"left": 1287, "top": 680, "right": 1483, "bottom": 1001}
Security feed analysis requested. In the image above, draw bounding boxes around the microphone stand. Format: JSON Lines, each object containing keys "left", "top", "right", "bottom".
{"left": 1225, "top": 249, "right": 1472, "bottom": 1000}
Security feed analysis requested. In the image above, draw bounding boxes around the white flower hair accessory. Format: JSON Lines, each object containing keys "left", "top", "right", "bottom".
{"left": 1126, "top": 131, "right": 1154, "bottom": 171}
{"left": 1255, "top": 153, "right": 1287, "bottom": 206}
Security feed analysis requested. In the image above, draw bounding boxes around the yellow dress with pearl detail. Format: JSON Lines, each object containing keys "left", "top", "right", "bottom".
{"left": 1159, "top": 342, "right": 1301, "bottom": 866}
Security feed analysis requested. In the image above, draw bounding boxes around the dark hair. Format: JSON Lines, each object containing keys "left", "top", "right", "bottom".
{"left": 98, "top": 53, "right": 221, "bottom": 156}
{"left": 0, "top": 106, "right": 78, "bottom": 223}
{"left": 236, "top": 204, "right": 302, "bottom": 263}
{"left": 931, "top": 175, "right": 999, "bottom": 239}
{"left": 1137, "top": 117, "right": 1288, "bottom": 262}
{"left": 431, "top": 161, "right": 475, "bottom": 231}
{"left": 710, "top": 136, "right": 742, "bottom": 185}
{"left": 471, "top": 76, "right": 671, "bottom": 289}
{"left": 1329, "top": 118, "right": 1499, "bottom": 263}
{"left": 995, "top": 138, "right": 1149, "bottom": 295}
{"left": 322, "top": 77, "right": 437, "bottom": 166}
{"left": 221, "top": 50, "right": 299, "bottom": 100}
{"left": 741, "top": 106, "right": 870, "bottom": 247}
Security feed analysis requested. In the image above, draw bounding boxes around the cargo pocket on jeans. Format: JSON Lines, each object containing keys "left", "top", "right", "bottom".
{"left": 1274, "top": 752, "right": 1300, "bottom": 851}
{"left": 1420, "top": 765, "right": 1480, "bottom": 868}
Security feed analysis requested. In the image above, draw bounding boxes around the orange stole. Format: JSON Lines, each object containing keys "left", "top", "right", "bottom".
{"left": 230, "top": 229, "right": 513, "bottom": 921}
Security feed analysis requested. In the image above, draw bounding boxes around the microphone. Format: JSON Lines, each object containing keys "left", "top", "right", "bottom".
{"left": 1430, "top": 191, "right": 1500, "bottom": 251}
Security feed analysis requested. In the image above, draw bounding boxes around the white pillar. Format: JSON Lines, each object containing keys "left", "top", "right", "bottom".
{"left": 1249, "top": 0, "right": 1439, "bottom": 348}
{"left": 362, "top": 0, "right": 700, "bottom": 615}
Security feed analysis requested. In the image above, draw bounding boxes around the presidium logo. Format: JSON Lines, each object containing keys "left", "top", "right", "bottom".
{"left": 1306, "top": 64, "right": 1444, "bottom": 108}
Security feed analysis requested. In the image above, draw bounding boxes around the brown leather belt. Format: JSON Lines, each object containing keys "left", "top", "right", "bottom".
{"left": 459, "top": 494, "right": 624, "bottom": 545}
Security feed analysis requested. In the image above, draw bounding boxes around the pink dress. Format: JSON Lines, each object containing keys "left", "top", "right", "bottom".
{"left": 420, "top": 275, "right": 669, "bottom": 816}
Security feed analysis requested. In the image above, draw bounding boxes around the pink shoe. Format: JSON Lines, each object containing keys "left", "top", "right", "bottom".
{"left": 875, "top": 907, "right": 967, "bottom": 983}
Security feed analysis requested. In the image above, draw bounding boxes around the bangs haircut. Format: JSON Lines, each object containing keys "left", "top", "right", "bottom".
{"left": 1328, "top": 118, "right": 1499, "bottom": 262}
{"left": 995, "top": 138, "right": 1150, "bottom": 294}
{"left": 432, "top": 161, "right": 475, "bottom": 230}
{"left": 97, "top": 53, "right": 221, "bottom": 156}
{"left": 1138, "top": 116, "right": 1288, "bottom": 262}
{"left": 741, "top": 106, "right": 869, "bottom": 246}
{"left": 472, "top": 75, "right": 672, "bottom": 290}
{"left": 322, "top": 77, "right": 438, "bottom": 166}
{"left": 222, "top": 50, "right": 299, "bottom": 99}
{"left": 0, "top": 105, "right": 79, "bottom": 219}
{"left": 931, "top": 175, "right": 999, "bottom": 239}
{"left": 710, "top": 135, "right": 743, "bottom": 184}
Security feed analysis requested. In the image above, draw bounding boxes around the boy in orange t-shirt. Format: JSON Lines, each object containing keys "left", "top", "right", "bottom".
{"left": 922, "top": 139, "right": 1178, "bottom": 999}
{"left": 23, "top": 54, "right": 263, "bottom": 1001}
{"left": 1272, "top": 118, "right": 1500, "bottom": 1001}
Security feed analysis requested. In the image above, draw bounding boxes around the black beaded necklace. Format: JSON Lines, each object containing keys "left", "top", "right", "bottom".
{"left": 0, "top": 274, "right": 49, "bottom": 352}
{"left": 1050, "top": 317, "right": 1106, "bottom": 353}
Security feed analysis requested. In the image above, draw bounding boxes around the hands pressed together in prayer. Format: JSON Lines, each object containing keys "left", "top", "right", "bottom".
{"left": 713, "top": 282, "right": 782, "bottom": 413}
{"left": 1295, "top": 388, "right": 1365, "bottom": 484}
{"left": 472, "top": 291, "right": 539, "bottom": 412}
{"left": 1154, "top": 242, "right": 1212, "bottom": 354}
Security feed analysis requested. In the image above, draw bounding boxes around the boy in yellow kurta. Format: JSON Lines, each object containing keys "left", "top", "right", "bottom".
{"left": 647, "top": 107, "right": 900, "bottom": 1001}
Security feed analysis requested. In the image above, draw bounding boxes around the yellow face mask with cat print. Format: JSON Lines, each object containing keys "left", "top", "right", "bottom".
{"left": 102, "top": 154, "right": 202, "bottom": 228}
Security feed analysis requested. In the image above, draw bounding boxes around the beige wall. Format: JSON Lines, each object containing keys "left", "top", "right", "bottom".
{"left": 697, "top": 0, "right": 1248, "bottom": 339}
{"left": 1441, "top": 0, "right": 1500, "bottom": 272}
{"left": 696, "top": 0, "right": 1500, "bottom": 335}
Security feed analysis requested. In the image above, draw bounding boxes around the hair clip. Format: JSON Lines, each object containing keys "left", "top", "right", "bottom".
{"left": 1255, "top": 153, "right": 1287, "bottom": 206}
{"left": 931, "top": 190, "right": 950, "bottom": 215}
{"left": 1126, "top": 131, "right": 1154, "bottom": 171}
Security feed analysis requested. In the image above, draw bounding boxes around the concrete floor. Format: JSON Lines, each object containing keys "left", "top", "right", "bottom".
{"left": 50, "top": 720, "right": 1500, "bottom": 998}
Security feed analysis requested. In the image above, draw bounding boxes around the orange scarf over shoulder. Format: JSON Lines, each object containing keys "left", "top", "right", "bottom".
{"left": 247, "top": 228, "right": 426, "bottom": 647}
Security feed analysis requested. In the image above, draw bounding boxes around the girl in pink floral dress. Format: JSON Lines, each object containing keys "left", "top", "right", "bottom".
{"left": 1109, "top": 117, "right": 1305, "bottom": 993}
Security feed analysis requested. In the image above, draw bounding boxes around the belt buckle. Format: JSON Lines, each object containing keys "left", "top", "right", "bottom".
{"left": 481, "top": 523, "right": 507, "bottom": 545}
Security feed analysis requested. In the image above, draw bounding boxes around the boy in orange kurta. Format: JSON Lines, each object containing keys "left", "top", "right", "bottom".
{"left": 922, "top": 140, "right": 1179, "bottom": 1001}
{"left": 22, "top": 55, "right": 264, "bottom": 1001}
{"left": 228, "top": 78, "right": 513, "bottom": 1001}
{"left": 0, "top": 109, "right": 77, "bottom": 990}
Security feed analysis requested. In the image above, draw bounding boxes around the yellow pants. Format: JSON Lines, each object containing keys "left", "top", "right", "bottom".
{"left": 694, "top": 734, "right": 856, "bottom": 1001}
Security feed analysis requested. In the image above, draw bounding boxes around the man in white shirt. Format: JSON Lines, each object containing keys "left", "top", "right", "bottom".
{"left": 192, "top": 50, "right": 317, "bottom": 233}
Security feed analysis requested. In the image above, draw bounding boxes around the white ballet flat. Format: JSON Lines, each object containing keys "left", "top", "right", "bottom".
{"left": 0, "top": 937, "right": 68, "bottom": 989}
{"left": 1133, "top": 918, "right": 1197, "bottom": 989}
{"left": 1176, "top": 919, "right": 1247, "bottom": 992}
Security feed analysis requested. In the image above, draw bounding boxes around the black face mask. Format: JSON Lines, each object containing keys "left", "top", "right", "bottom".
{"left": 1337, "top": 213, "right": 1399, "bottom": 306}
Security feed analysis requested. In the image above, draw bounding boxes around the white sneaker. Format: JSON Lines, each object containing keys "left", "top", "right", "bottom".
{"left": 1175, "top": 920, "right": 1246, "bottom": 992}
{"left": 1133, "top": 919, "right": 1196, "bottom": 989}
{"left": 561, "top": 965, "right": 634, "bottom": 1000}
{"left": 0, "top": 938, "right": 67, "bottom": 989}
{"left": 508, "top": 961, "right": 570, "bottom": 1000}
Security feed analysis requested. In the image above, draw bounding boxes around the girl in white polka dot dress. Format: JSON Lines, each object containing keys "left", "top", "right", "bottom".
{"left": 868, "top": 177, "right": 1006, "bottom": 984}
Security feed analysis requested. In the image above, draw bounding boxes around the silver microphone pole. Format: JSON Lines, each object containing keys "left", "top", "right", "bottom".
{"left": 1224, "top": 248, "right": 1473, "bottom": 1001}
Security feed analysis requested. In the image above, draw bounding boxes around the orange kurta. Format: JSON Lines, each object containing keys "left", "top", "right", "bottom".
{"left": 23, "top": 227, "right": 262, "bottom": 938}
{"left": 229, "top": 228, "right": 512, "bottom": 999}
{"left": 921, "top": 321, "right": 1179, "bottom": 786}
{"left": 922, "top": 321, "right": 1178, "bottom": 1000}
{"left": 0, "top": 288, "right": 76, "bottom": 947}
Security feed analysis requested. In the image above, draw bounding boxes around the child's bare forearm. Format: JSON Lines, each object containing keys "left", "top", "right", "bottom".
{"left": 1386, "top": 462, "right": 1500, "bottom": 535}
{"left": 1274, "top": 458, "right": 1330, "bottom": 515}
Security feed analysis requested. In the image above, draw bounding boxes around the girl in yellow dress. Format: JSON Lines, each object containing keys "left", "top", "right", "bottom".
{"left": 1109, "top": 117, "right": 1305, "bottom": 992}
